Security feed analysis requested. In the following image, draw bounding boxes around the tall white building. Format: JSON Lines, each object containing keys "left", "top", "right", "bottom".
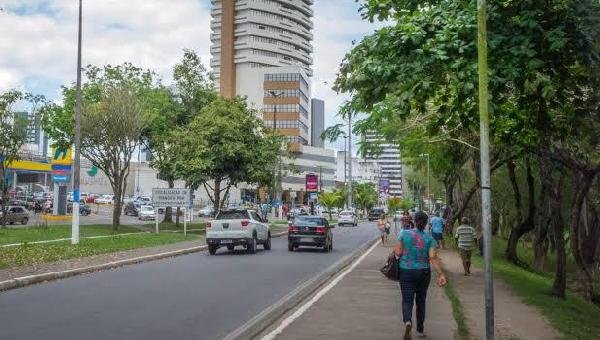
{"left": 210, "top": 0, "right": 314, "bottom": 99}
{"left": 210, "top": 0, "right": 335, "bottom": 204}
{"left": 363, "top": 133, "right": 404, "bottom": 196}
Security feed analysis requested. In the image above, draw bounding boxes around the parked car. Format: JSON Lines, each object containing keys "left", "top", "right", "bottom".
{"left": 0, "top": 206, "right": 30, "bottom": 225}
{"left": 288, "top": 215, "right": 334, "bottom": 252}
{"left": 198, "top": 205, "right": 215, "bottom": 217}
{"left": 368, "top": 207, "right": 386, "bottom": 221}
{"left": 123, "top": 201, "right": 141, "bottom": 216}
{"left": 138, "top": 205, "right": 156, "bottom": 221}
{"left": 94, "top": 194, "right": 113, "bottom": 204}
{"left": 206, "top": 209, "right": 271, "bottom": 255}
{"left": 338, "top": 210, "right": 358, "bottom": 227}
{"left": 67, "top": 202, "right": 92, "bottom": 216}
{"left": 286, "top": 207, "right": 308, "bottom": 220}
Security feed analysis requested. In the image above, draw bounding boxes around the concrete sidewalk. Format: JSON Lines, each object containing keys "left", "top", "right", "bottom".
{"left": 271, "top": 241, "right": 457, "bottom": 339}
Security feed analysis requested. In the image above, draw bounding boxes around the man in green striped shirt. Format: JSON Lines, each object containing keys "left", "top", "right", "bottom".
{"left": 454, "top": 217, "right": 476, "bottom": 276}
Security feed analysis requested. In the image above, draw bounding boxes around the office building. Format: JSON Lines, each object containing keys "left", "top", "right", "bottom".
{"left": 363, "top": 133, "right": 404, "bottom": 196}
{"left": 210, "top": 0, "right": 314, "bottom": 99}
{"left": 310, "top": 98, "right": 324, "bottom": 148}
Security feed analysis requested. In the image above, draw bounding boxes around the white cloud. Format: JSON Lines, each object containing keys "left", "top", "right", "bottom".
{"left": 0, "top": 0, "right": 212, "bottom": 93}
{"left": 0, "top": 0, "right": 383, "bottom": 150}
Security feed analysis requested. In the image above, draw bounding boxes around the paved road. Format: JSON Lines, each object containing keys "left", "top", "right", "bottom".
{"left": 0, "top": 222, "right": 378, "bottom": 340}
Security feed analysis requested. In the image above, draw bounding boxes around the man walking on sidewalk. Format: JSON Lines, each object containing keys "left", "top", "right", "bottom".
{"left": 454, "top": 217, "right": 476, "bottom": 276}
{"left": 430, "top": 212, "right": 445, "bottom": 249}
{"left": 394, "top": 211, "right": 447, "bottom": 339}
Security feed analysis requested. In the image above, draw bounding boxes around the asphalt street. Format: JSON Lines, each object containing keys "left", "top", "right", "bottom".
{"left": 0, "top": 221, "right": 379, "bottom": 340}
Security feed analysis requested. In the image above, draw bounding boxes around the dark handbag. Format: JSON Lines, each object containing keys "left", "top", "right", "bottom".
{"left": 380, "top": 251, "right": 400, "bottom": 281}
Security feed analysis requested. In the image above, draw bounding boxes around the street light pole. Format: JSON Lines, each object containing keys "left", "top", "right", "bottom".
{"left": 72, "top": 0, "right": 83, "bottom": 245}
{"left": 347, "top": 114, "right": 353, "bottom": 210}
{"left": 420, "top": 153, "right": 431, "bottom": 212}
{"left": 477, "top": 0, "right": 495, "bottom": 338}
{"left": 343, "top": 136, "right": 347, "bottom": 185}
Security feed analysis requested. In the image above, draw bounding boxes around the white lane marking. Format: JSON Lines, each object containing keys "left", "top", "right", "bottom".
{"left": 1, "top": 232, "right": 148, "bottom": 248}
{"left": 260, "top": 240, "right": 379, "bottom": 340}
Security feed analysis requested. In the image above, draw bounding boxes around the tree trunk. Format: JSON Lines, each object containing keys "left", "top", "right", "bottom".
{"left": 176, "top": 207, "right": 180, "bottom": 227}
{"left": 213, "top": 179, "right": 221, "bottom": 214}
{"left": 163, "top": 179, "right": 175, "bottom": 223}
{"left": 567, "top": 170, "right": 597, "bottom": 300}
{"left": 533, "top": 167, "right": 551, "bottom": 271}
{"left": 506, "top": 159, "right": 536, "bottom": 265}
{"left": 550, "top": 175, "right": 566, "bottom": 299}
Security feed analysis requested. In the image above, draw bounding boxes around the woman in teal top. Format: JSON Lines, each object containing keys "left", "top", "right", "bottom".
{"left": 394, "top": 211, "right": 447, "bottom": 339}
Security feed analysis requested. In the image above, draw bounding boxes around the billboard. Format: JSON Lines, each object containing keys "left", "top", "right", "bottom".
{"left": 378, "top": 179, "right": 390, "bottom": 194}
{"left": 305, "top": 174, "right": 318, "bottom": 192}
{"left": 51, "top": 147, "right": 72, "bottom": 165}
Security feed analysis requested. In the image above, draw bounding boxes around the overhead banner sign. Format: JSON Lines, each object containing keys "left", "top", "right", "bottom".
{"left": 305, "top": 173, "right": 318, "bottom": 192}
{"left": 152, "top": 188, "right": 192, "bottom": 208}
{"left": 378, "top": 179, "right": 390, "bottom": 194}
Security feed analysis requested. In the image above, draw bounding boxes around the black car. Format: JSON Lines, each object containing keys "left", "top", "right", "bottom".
{"left": 288, "top": 216, "right": 334, "bottom": 252}
{"left": 368, "top": 208, "right": 386, "bottom": 221}
{"left": 123, "top": 201, "right": 141, "bottom": 216}
{"left": 66, "top": 203, "right": 92, "bottom": 216}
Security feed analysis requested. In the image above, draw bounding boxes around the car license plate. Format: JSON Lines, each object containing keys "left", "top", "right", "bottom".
{"left": 300, "top": 238, "right": 312, "bottom": 242}
{"left": 223, "top": 223, "right": 229, "bottom": 229}
{"left": 221, "top": 239, "right": 233, "bottom": 244}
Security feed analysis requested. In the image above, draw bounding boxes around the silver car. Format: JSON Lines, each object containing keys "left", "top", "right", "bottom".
{"left": 338, "top": 210, "right": 358, "bottom": 227}
{"left": 0, "top": 206, "right": 30, "bottom": 225}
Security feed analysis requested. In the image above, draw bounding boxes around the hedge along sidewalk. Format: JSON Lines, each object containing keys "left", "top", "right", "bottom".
{"left": 439, "top": 249, "right": 559, "bottom": 340}
{"left": 0, "top": 230, "right": 288, "bottom": 291}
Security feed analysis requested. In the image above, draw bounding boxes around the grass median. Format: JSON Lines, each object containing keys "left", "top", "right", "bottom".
{"left": 0, "top": 225, "right": 203, "bottom": 270}
{"left": 471, "top": 238, "right": 600, "bottom": 339}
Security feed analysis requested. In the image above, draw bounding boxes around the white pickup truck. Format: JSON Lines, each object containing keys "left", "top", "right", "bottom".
{"left": 206, "top": 209, "right": 271, "bottom": 255}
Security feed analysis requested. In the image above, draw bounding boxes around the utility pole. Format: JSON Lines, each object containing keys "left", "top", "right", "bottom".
{"left": 347, "top": 114, "right": 353, "bottom": 210}
{"left": 72, "top": 0, "right": 83, "bottom": 245}
{"left": 343, "top": 136, "right": 348, "bottom": 185}
{"left": 420, "top": 153, "right": 430, "bottom": 212}
{"left": 477, "top": 0, "right": 494, "bottom": 338}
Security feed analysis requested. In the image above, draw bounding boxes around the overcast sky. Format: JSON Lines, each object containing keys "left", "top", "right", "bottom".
{"left": 0, "top": 0, "right": 382, "bottom": 150}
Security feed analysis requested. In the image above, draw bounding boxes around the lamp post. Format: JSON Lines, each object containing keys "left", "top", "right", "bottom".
{"left": 477, "top": 0, "right": 494, "bottom": 338}
{"left": 71, "top": 0, "right": 83, "bottom": 245}
{"left": 343, "top": 136, "right": 348, "bottom": 185}
{"left": 347, "top": 114, "right": 353, "bottom": 210}
{"left": 420, "top": 153, "right": 431, "bottom": 212}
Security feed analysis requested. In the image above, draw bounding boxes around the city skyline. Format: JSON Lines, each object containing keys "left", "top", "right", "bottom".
{"left": 0, "top": 0, "right": 383, "bottom": 148}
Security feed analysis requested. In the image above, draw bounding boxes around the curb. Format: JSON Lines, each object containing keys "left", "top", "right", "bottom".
{"left": 0, "top": 231, "right": 288, "bottom": 293}
{"left": 222, "top": 236, "right": 379, "bottom": 340}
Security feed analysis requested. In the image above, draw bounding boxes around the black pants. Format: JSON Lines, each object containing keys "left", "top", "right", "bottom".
{"left": 399, "top": 268, "right": 431, "bottom": 332}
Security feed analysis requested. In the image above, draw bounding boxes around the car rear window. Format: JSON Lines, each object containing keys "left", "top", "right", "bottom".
{"left": 340, "top": 211, "right": 353, "bottom": 216}
{"left": 216, "top": 210, "right": 249, "bottom": 220}
{"left": 294, "top": 217, "right": 325, "bottom": 226}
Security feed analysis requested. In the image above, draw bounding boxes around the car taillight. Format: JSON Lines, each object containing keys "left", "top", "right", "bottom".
{"left": 241, "top": 220, "right": 249, "bottom": 227}
{"left": 206, "top": 221, "right": 212, "bottom": 228}
{"left": 316, "top": 226, "right": 326, "bottom": 234}
{"left": 288, "top": 226, "right": 299, "bottom": 233}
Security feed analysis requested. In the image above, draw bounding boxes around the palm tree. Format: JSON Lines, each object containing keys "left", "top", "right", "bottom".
{"left": 355, "top": 182, "right": 377, "bottom": 217}
{"left": 319, "top": 191, "right": 343, "bottom": 221}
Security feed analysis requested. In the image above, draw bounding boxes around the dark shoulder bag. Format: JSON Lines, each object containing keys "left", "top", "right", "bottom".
{"left": 380, "top": 251, "right": 400, "bottom": 281}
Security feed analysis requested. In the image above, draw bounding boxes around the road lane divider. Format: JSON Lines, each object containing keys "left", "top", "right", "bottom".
{"left": 222, "top": 236, "right": 380, "bottom": 340}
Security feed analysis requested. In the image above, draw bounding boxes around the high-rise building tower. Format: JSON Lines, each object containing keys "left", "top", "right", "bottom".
{"left": 364, "top": 133, "right": 404, "bottom": 197}
{"left": 310, "top": 98, "right": 324, "bottom": 148}
{"left": 210, "top": 0, "right": 314, "bottom": 98}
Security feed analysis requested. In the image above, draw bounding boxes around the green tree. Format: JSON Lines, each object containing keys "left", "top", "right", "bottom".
{"left": 336, "top": 0, "right": 600, "bottom": 299}
{"left": 318, "top": 191, "right": 343, "bottom": 221}
{"left": 142, "top": 50, "right": 217, "bottom": 223}
{"left": 81, "top": 85, "right": 145, "bottom": 229}
{"left": 354, "top": 182, "right": 378, "bottom": 215}
{"left": 42, "top": 64, "right": 152, "bottom": 229}
{"left": 171, "top": 97, "right": 285, "bottom": 213}
{"left": 0, "top": 90, "right": 43, "bottom": 227}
